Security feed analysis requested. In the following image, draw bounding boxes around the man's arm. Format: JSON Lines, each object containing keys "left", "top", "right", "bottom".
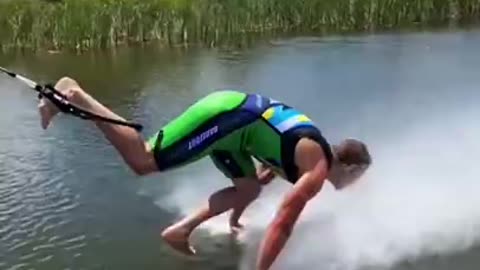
{"left": 256, "top": 139, "right": 329, "bottom": 270}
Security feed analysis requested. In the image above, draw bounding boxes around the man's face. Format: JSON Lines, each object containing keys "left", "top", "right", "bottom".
{"left": 329, "top": 162, "right": 368, "bottom": 190}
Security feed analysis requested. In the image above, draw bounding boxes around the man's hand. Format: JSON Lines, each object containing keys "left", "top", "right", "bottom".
{"left": 255, "top": 139, "right": 329, "bottom": 270}
{"left": 257, "top": 164, "right": 276, "bottom": 185}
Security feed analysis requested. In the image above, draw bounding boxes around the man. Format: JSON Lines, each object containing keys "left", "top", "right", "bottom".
{"left": 39, "top": 77, "right": 371, "bottom": 270}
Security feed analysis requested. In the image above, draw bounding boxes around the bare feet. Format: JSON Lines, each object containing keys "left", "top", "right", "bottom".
{"left": 38, "top": 98, "right": 60, "bottom": 130}
{"left": 161, "top": 225, "right": 196, "bottom": 256}
{"left": 38, "top": 77, "right": 81, "bottom": 130}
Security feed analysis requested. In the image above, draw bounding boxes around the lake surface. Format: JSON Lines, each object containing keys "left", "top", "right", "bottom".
{"left": 1, "top": 27, "right": 480, "bottom": 270}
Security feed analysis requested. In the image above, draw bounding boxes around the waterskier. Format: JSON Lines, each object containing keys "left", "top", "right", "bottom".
{"left": 38, "top": 77, "right": 371, "bottom": 270}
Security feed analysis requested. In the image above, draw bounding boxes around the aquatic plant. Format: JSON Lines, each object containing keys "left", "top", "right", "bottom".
{"left": 0, "top": 0, "right": 478, "bottom": 51}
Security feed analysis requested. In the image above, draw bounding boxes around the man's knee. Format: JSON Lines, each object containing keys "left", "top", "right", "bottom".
{"left": 129, "top": 162, "right": 156, "bottom": 176}
{"left": 127, "top": 154, "right": 159, "bottom": 176}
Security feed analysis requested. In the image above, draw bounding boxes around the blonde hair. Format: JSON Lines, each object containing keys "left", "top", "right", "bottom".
{"left": 336, "top": 139, "right": 372, "bottom": 166}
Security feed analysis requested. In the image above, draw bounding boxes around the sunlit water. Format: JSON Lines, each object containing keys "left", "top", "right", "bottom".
{"left": 1, "top": 28, "right": 480, "bottom": 270}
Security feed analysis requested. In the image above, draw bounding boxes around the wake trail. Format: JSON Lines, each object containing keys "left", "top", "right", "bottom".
{"left": 148, "top": 103, "right": 480, "bottom": 270}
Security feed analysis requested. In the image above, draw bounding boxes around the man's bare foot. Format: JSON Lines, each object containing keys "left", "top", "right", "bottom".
{"left": 38, "top": 77, "right": 85, "bottom": 130}
{"left": 38, "top": 98, "right": 60, "bottom": 130}
{"left": 161, "top": 225, "right": 196, "bottom": 256}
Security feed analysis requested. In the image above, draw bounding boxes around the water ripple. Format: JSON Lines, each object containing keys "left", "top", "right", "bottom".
{"left": 6, "top": 263, "right": 30, "bottom": 270}
{"left": 7, "top": 239, "right": 31, "bottom": 252}
{"left": 61, "top": 234, "right": 86, "bottom": 245}
{"left": 64, "top": 242, "right": 87, "bottom": 251}
{"left": 3, "top": 229, "right": 28, "bottom": 245}
{"left": 32, "top": 243, "right": 55, "bottom": 252}
{"left": 19, "top": 252, "right": 37, "bottom": 262}
{"left": 0, "top": 143, "right": 82, "bottom": 270}
{"left": 37, "top": 255, "right": 53, "bottom": 263}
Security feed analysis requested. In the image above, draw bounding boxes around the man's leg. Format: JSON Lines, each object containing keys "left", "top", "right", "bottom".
{"left": 210, "top": 150, "right": 261, "bottom": 233}
{"left": 229, "top": 185, "right": 259, "bottom": 234}
{"left": 161, "top": 177, "right": 261, "bottom": 255}
{"left": 38, "top": 77, "right": 158, "bottom": 175}
{"left": 229, "top": 164, "right": 277, "bottom": 233}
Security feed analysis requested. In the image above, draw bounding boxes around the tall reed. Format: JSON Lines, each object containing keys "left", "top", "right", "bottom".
{"left": 0, "top": 0, "right": 478, "bottom": 51}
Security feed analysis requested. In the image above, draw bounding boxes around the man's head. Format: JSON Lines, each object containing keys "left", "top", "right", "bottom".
{"left": 328, "top": 138, "right": 372, "bottom": 190}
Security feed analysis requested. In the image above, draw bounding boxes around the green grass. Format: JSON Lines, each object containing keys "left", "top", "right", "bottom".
{"left": 0, "top": 0, "right": 479, "bottom": 51}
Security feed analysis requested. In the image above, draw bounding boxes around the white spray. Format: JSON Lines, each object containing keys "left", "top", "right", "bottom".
{"left": 146, "top": 100, "right": 480, "bottom": 270}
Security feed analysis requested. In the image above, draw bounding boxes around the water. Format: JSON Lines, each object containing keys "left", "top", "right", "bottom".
{"left": 1, "top": 28, "right": 480, "bottom": 270}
